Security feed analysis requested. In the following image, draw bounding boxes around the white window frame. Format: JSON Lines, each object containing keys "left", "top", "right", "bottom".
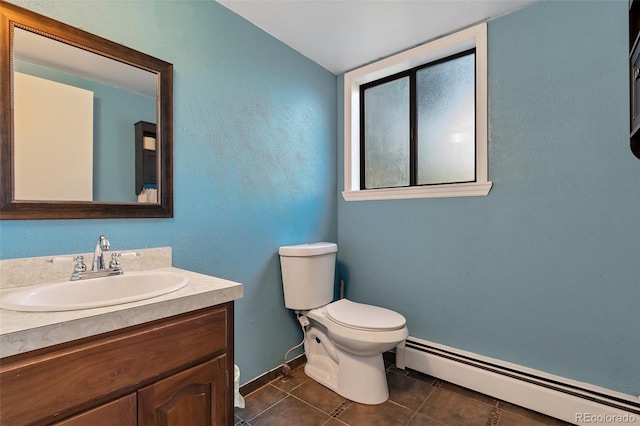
{"left": 342, "top": 23, "right": 492, "bottom": 201}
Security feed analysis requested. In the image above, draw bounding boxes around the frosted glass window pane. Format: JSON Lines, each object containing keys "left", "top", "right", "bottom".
{"left": 364, "top": 77, "right": 410, "bottom": 189}
{"left": 416, "top": 53, "right": 475, "bottom": 185}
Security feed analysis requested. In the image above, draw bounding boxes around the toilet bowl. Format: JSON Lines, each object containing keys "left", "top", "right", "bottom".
{"left": 279, "top": 241, "right": 408, "bottom": 405}
{"left": 303, "top": 299, "right": 408, "bottom": 404}
{"left": 311, "top": 299, "right": 408, "bottom": 356}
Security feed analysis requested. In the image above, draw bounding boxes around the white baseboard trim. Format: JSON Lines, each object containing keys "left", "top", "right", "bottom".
{"left": 398, "top": 337, "right": 639, "bottom": 425}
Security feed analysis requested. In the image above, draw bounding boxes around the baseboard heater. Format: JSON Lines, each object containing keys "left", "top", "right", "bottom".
{"left": 397, "top": 337, "right": 639, "bottom": 424}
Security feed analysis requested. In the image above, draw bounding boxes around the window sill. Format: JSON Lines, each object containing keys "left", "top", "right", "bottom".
{"left": 342, "top": 181, "right": 492, "bottom": 201}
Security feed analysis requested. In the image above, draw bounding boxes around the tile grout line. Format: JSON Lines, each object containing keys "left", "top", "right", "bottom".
{"left": 286, "top": 390, "right": 340, "bottom": 421}
{"left": 405, "top": 380, "right": 443, "bottom": 425}
{"left": 237, "top": 383, "right": 288, "bottom": 424}
{"left": 273, "top": 376, "right": 308, "bottom": 394}
{"left": 274, "top": 366, "right": 356, "bottom": 423}
{"left": 487, "top": 407, "right": 502, "bottom": 426}
{"left": 403, "top": 410, "right": 421, "bottom": 426}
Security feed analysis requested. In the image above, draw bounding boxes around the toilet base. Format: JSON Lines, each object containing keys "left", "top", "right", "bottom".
{"left": 304, "top": 327, "right": 389, "bottom": 405}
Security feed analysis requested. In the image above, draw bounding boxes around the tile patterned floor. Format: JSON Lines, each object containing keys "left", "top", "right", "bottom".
{"left": 235, "top": 363, "right": 572, "bottom": 426}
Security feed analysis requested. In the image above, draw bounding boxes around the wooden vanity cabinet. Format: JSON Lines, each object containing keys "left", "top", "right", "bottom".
{"left": 0, "top": 303, "right": 234, "bottom": 426}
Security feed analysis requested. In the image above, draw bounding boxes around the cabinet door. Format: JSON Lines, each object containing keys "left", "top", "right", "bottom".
{"left": 138, "top": 355, "right": 228, "bottom": 426}
{"left": 53, "top": 394, "right": 136, "bottom": 426}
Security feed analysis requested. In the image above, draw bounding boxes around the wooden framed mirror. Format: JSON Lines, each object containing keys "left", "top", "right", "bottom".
{"left": 0, "top": 1, "right": 173, "bottom": 219}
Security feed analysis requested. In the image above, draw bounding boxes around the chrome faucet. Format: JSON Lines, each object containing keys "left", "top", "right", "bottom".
{"left": 70, "top": 235, "right": 124, "bottom": 281}
{"left": 92, "top": 234, "right": 110, "bottom": 271}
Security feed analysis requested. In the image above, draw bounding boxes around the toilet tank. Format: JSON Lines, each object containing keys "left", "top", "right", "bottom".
{"left": 279, "top": 242, "right": 337, "bottom": 310}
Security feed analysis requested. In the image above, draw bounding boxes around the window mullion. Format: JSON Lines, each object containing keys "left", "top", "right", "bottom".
{"left": 359, "top": 86, "right": 366, "bottom": 190}
{"left": 409, "top": 71, "right": 417, "bottom": 187}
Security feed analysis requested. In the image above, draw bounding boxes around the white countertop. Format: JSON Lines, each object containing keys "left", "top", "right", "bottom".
{"left": 0, "top": 267, "right": 243, "bottom": 358}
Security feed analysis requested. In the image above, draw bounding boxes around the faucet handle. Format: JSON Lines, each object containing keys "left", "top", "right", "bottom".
{"left": 74, "top": 256, "right": 87, "bottom": 272}
{"left": 109, "top": 253, "right": 121, "bottom": 269}
{"left": 70, "top": 256, "right": 86, "bottom": 281}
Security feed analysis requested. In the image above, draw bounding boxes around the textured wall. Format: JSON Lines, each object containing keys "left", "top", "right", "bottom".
{"left": 337, "top": 0, "right": 640, "bottom": 395}
{"left": 1, "top": 0, "right": 337, "bottom": 383}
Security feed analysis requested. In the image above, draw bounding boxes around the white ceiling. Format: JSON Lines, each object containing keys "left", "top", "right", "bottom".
{"left": 14, "top": 28, "right": 157, "bottom": 97}
{"left": 217, "top": 0, "right": 538, "bottom": 75}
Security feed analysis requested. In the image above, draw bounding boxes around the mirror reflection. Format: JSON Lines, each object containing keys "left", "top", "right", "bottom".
{"left": 13, "top": 27, "right": 158, "bottom": 203}
{"left": 1, "top": 1, "right": 173, "bottom": 219}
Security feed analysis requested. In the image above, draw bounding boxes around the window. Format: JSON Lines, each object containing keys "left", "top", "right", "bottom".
{"left": 343, "top": 23, "right": 492, "bottom": 201}
{"left": 362, "top": 50, "right": 475, "bottom": 189}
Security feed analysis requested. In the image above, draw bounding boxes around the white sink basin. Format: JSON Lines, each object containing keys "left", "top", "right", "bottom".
{"left": 0, "top": 271, "right": 189, "bottom": 312}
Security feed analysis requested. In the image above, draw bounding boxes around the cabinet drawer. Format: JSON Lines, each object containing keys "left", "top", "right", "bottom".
{"left": 0, "top": 305, "right": 229, "bottom": 425}
{"left": 52, "top": 394, "right": 136, "bottom": 426}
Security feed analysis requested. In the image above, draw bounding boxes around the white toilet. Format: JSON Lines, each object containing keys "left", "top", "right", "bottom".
{"left": 279, "top": 242, "right": 408, "bottom": 405}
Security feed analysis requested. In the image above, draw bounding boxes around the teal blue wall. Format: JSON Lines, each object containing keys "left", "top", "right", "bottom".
{"left": 1, "top": 0, "right": 337, "bottom": 383}
{"left": 338, "top": 0, "right": 639, "bottom": 395}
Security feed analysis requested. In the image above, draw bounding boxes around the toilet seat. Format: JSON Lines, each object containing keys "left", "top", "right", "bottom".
{"left": 326, "top": 299, "right": 406, "bottom": 331}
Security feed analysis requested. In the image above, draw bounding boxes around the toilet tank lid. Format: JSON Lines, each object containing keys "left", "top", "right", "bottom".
{"left": 279, "top": 242, "right": 337, "bottom": 257}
